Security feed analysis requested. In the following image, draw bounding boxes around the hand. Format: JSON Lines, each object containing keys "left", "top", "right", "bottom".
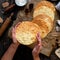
{"left": 32, "top": 33, "right": 42, "bottom": 57}
{"left": 12, "top": 27, "right": 19, "bottom": 45}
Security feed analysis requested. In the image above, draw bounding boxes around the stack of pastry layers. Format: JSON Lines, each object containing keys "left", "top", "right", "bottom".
{"left": 33, "top": 1, "right": 55, "bottom": 38}
{"left": 15, "top": 1, "right": 55, "bottom": 45}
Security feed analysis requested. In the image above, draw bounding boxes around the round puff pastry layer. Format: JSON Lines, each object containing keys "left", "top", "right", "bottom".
{"left": 34, "top": 1, "right": 55, "bottom": 12}
{"left": 33, "top": 1, "right": 55, "bottom": 21}
{"left": 15, "top": 21, "right": 42, "bottom": 45}
{"left": 32, "top": 14, "right": 53, "bottom": 33}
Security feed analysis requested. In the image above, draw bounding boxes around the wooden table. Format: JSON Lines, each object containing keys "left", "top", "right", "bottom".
{"left": 8, "top": 0, "right": 60, "bottom": 56}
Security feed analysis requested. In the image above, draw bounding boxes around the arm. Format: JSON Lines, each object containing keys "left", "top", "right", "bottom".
{"left": 1, "top": 43, "right": 19, "bottom": 60}
{"left": 1, "top": 28, "right": 20, "bottom": 60}
{"left": 32, "top": 33, "right": 42, "bottom": 60}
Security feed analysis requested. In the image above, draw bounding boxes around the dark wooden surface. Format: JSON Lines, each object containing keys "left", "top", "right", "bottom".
{"left": 0, "top": 0, "right": 14, "bottom": 58}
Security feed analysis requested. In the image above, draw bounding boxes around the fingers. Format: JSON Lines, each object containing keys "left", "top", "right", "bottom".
{"left": 32, "top": 33, "right": 42, "bottom": 56}
{"left": 36, "top": 45, "right": 41, "bottom": 54}
{"left": 37, "top": 44, "right": 42, "bottom": 52}
{"left": 35, "top": 32, "right": 42, "bottom": 52}
{"left": 32, "top": 43, "right": 41, "bottom": 56}
{"left": 12, "top": 27, "right": 18, "bottom": 43}
{"left": 15, "top": 22, "right": 21, "bottom": 28}
{"left": 12, "top": 27, "right": 15, "bottom": 39}
{"left": 36, "top": 33, "right": 41, "bottom": 44}
{"left": 36, "top": 43, "right": 41, "bottom": 52}
{"left": 33, "top": 45, "right": 40, "bottom": 53}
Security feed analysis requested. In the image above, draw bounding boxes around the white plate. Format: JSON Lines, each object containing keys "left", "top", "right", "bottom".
{"left": 15, "top": 0, "right": 27, "bottom": 6}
